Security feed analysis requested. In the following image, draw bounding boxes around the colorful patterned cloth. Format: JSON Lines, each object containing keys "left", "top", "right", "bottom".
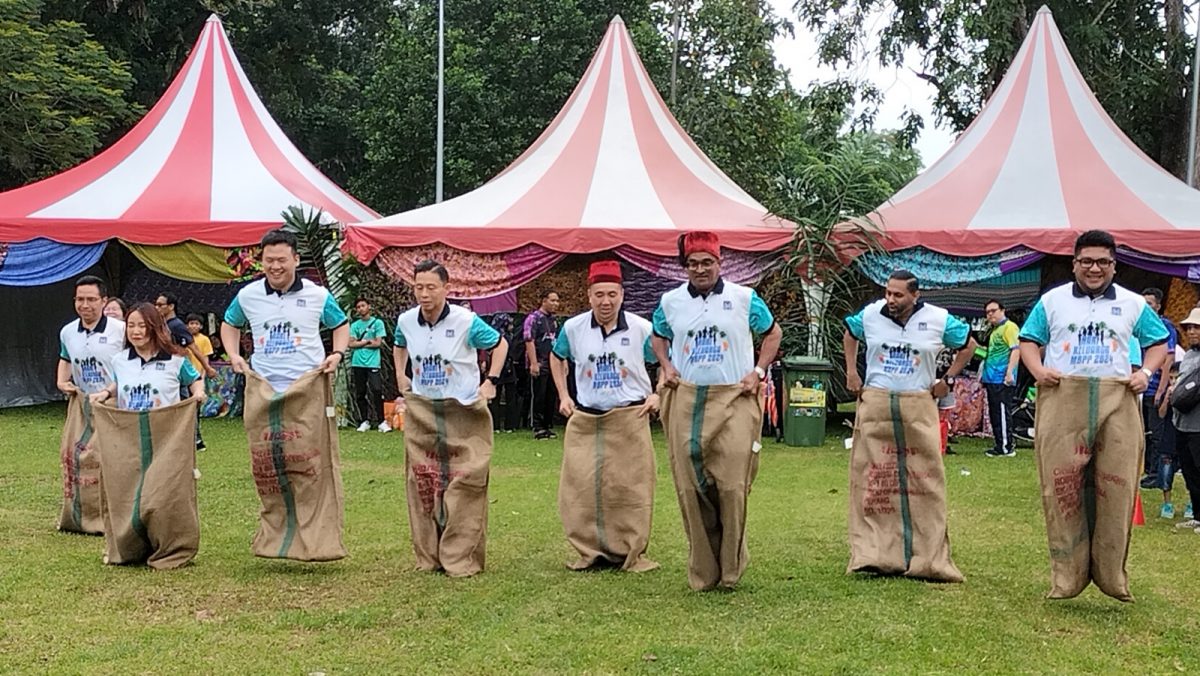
{"left": 200, "top": 363, "right": 244, "bottom": 418}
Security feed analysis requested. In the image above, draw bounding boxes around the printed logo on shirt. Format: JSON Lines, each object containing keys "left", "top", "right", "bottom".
{"left": 155, "top": 362, "right": 166, "bottom": 371}
{"left": 98, "top": 336, "right": 108, "bottom": 344}
{"left": 75, "top": 356, "right": 107, "bottom": 387}
{"left": 918, "top": 322, "right": 928, "bottom": 331}
{"left": 620, "top": 337, "right": 631, "bottom": 347}
{"left": 259, "top": 321, "right": 300, "bottom": 355}
{"left": 685, "top": 325, "right": 727, "bottom": 366}
{"left": 414, "top": 354, "right": 451, "bottom": 388}
{"left": 123, "top": 383, "right": 158, "bottom": 411}
{"left": 296, "top": 299, "right": 307, "bottom": 308}
{"left": 585, "top": 352, "right": 625, "bottom": 390}
{"left": 878, "top": 342, "right": 919, "bottom": 376}
{"left": 723, "top": 300, "right": 733, "bottom": 311}
{"left": 445, "top": 329, "right": 455, "bottom": 338}
{"left": 1067, "top": 321, "right": 1116, "bottom": 366}
{"left": 1111, "top": 307, "right": 1122, "bottom": 316}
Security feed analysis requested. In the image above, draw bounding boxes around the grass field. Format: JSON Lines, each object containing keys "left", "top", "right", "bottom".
{"left": 2, "top": 403, "right": 1199, "bottom": 674}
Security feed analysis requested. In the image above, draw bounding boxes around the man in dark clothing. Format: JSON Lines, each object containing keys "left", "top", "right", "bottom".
{"left": 524, "top": 290, "right": 561, "bottom": 439}
{"left": 1140, "top": 287, "right": 1178, "bottom": 491}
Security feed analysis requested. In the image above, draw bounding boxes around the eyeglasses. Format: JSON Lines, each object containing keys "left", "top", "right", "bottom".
{"left": 985, "top": 307, "right": 1001, "bottom": 314}
{"left": 1074, "top": 257, "right": 1114, "bottom": 269}
{"left": 686, "top": 259, "right": 717, "bottom": 271}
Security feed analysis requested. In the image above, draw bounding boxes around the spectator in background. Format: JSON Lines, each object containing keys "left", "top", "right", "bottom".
{"left": 524, "top": 290, "right": 561, "bottom": 440}
{"left": 349, "top": 297, "right": 389, "bottom": 433}
{"left": 1140, "top": 287, "right": 1178, "bottom": 494}
{"left": 157, "top": 295, "right": 213, "bottom": 451}
{"left": 185, "top": 314, "right": 214, "bottom": 375}
{"left": 103, "top": 297, "right": 127, "bottom": 320}
{"left": 981, "top": 299, "right": 1021, "bottom": 458}
{"left": 486, "top": 313, "right": 523, "bottom": 433}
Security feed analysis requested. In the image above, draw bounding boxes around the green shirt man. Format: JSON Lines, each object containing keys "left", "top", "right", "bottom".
{"left": 350, "top": 315, "right": 386, "bottom": 368}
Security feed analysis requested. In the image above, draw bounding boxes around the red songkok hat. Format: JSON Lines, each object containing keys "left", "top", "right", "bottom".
{"left": 588, "top": 260, "right": 623, "bottom": 286}
{"left": 681, "top": 231, "right": 721, "bottom": 259}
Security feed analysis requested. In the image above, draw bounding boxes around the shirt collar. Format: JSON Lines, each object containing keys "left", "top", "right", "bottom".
{"left": 879, "top": 300, "right": 925, "bottom": 328}
{"left": 77, "top": 315, "right": 108, "bottom": 334}
{"left": 1070, "top": 281, "right": 1117, "bottom": 300}
{"left": 264, "top": 275, "right": 304, "bottom": 297}
{"left": 127, "top": 346, "right": 172, "bottom": 364}
{"left": 590, "top": 310, "right": 629, "bottom": 337}
{"left": 687, "top": 277, "right": 725, "bottom": 298}
{"left": 417, "top": 303, "right": 452, "bottom": 327}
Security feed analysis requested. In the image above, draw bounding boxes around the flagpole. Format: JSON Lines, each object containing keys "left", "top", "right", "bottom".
{"left": 436, "top": 0, "right": 445, "bottom": 202}
{"left": 1188, "top": 1, "right": 1200, "bottom": 187}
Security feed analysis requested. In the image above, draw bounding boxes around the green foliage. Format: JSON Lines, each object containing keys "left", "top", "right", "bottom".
{"left": 0, "top": 0, "right": 138, "bottom": 188}
{"left": 280, "top": 205, "right": 357, "bottom": 306}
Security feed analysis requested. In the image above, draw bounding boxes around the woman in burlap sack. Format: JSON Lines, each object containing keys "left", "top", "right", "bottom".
{"left": 549, "top": 260, "right": 661, "bottom": 572}
{"left": 842, "top": 270, "right": 976, "bottom": 583}
{"left": 89, "top": 303, "right": 205, "bottom": 569}
{"left": 1019, "top": 230, "right": 1169, "bottom": 602}
{"left": 651, "top": 232, "right": 783, "bottom": 591}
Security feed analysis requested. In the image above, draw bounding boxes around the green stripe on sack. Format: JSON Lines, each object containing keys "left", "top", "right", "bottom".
{"left": 433, "top": 399, "right": 451, "bottom": 530}
{"left": 130, "top": 410, "right": 153, "bottom": 544}
{"left": 593, "top": 415, "right": 610, "bottom": 555}
{"left": 268, "top": 394, "right": 298, "bottom": 557}
{"left": 1083, "top": 378, "right": 1101, "bottom": 537}
{"left": 689, "top": 386, "right": 709, "bottom": 492}
{"left": 888, "top": 393, "right": 914, "bottom": 569}
{"left": 72, "top": 397, "right": 96, "bottom": 528}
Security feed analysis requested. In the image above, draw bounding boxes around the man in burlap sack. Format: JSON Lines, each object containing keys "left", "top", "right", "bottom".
{"left": 842, "top": 270, "right": 976, "bottom": 583}
{"left": 1019, "top": 230, "right": 1168, "bottom": 601}
{"left": 220, "top": 229, "right": 351, "bottom": 562}
{"left": 549, "top": 260, "right": 661, "bottom": 572}
{"left": 393, "top": 260, "right": 509, "bottom": 577}
{"left": 650, "top": 231, "right": 782, "bottom": 591}
{"left": 55, "top": 275, "right": 126, "bottom": 535}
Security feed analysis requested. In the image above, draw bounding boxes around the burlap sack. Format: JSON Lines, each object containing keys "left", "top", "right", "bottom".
{"left": 403, "top": 391, "right": 493, "bottom": 577}
{"left": 660, "top": 382, "right": 762, "bottom": 591}
{"left": 242, "top": 369, "right": 346, "bottom": 562}
{"left": 92, "top": 398, "right": 200, "bottom": 569}
{"left": 558, "top": 405, "right": 658, "bottom": 572}
{"left": 1035, "top": 376, "right": 1142, "bottom": 601}
{"left": 57, "top": 394, "right": 104, "bottom": 535}
{"left": 847, "top": 388, "right": 962, "bottom": 583}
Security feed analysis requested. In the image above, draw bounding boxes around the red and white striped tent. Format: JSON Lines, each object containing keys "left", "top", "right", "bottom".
{"left": 0, "top": 14, "right": 377, "bottom": 246}
{"left": 343, "top": 16, "right": 793, "bottom": 263}
{"left": 870, "top": 5, "right": 1200, "bottom": 258}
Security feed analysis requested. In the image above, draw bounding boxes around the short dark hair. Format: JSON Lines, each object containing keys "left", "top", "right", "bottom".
{"left": 413, "top": 259, "right": 449, "bottom": 283}
{"left": 1073, "top": 229, "right": 1116, "bottom": 257}
{"left": 1142, "top": 287, "right": 1164, "bottom": 304}
{"left": 260, "top": 229, "right": 299, "bottom": 254}
{"left": 185, "top": 313, "right": 204, "bottom": 324}
{"left": 354, "top": 297, "right": 371, "bottom": 306}
{"left": 984, "top": 299, "right": 1005, "bottom": 311}
{"left": 887, "top": 269, "right": 919, "bottom": 293}
{"left": 540, "top": 289, "right": 558, "bottom": 301}
{"left": 75, "top": 275, "right": 107, "bottom": 297}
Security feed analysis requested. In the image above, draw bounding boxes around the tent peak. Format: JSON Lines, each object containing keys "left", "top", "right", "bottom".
{"left": 609, "top": 15, "right": 625, "bottom": 25}
{"left": 1036, "top": 5, "right": 1052, "bottom": 15}
{"left": 206, "top": 13, "right": 222, "bottom": 23}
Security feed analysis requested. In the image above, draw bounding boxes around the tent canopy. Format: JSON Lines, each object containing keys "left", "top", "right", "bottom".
{"left": 869, "top": 6, "right": 1200, "bottom": 258}
{"left": 0, "top": 15, "right": 377, "bottom": 247}
{"left": 343, "top": 16, "right": 793, "bottom": 262}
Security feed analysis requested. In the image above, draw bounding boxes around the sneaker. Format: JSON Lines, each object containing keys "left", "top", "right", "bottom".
{"left": 1175, "top": 519, "right": 1200, "bottom": 529}
{"left": 356, "top": 421, "right": 371, "bottom": 432}
{"left": 985, "top": 449, "right": 1015, "bottom": 458}
{"left": 378, "top": 421, "right": 392, "bottom": 433}
{"left": 1140, "top": 475, "right": 1158, "bottom": 489}
{"left": 1160, "top": 503, "right": 1175, "bottom": 519}
{"left": 547, "top": 430, "right": 558, "bottom": 439}
{"left": 196, "top": 441, "right": 206, "bottom": 452}
{"left": 534, "top": 429, "right": 552, "bottom": 440}
{"left": 1186, "top": 503, "right": 1194, "bottom": 519}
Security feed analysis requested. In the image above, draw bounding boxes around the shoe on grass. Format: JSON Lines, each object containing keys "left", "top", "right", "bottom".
{"left": 378, "top": 421, "right": 392, "bottom": 433}
{"left": 356, "top": 421, "right": 371, "bottom": 432}
{"left": 1186, "top": 503, "right": 1194, "bottom": 519}
{"left": 1160, "top": 503, "right": 1175, "bottom": 519}
{"left": 1175, "top": 519, "right": 1200, "bottom": 529}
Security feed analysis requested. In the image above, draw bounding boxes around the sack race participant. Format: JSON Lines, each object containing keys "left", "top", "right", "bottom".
{"left": 550, "top": 261, "right": 660, "bottom": 572}
{"left": 220, "top": 229, "right": 351, "bottom": 561}
{"left": 56, "top": 275, "right": 126, "bottom": 534}
{"left": 842, "top": 270, "right": 976, "bottom": 583}
{"left": 393, "top": 260, "right": 508, "bottom": 576}
{"left": 651, "top": 232, "right": 782, "bottom": 590}
{"left": 1019, "top": 230, "right": 1168, "bottom": 601}
{"left": 89, "top": 303, "right": 205, "bottom": 568}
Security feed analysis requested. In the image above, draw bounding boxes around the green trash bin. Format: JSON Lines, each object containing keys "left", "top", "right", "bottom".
{"left": 781, "top": 356, "right": 834, "bottom": 447}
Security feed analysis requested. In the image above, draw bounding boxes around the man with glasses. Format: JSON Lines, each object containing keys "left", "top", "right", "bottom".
{"left": 1019, "top": 229, "right": 1168, "bottom": 601}
{"left": 981, "top": 300, "right": 1021, "bottom": 457}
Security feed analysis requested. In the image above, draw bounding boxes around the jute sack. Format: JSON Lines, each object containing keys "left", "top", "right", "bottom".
{"left": 847, "top": 388, "right": 962, "bottom": 583}
{"left": 558, "top": 405, "right": 658, "bottom": 572}
{"left": 57, "top": 394, "right": 104, "bottom": 535}
{"left": 1035, "top": 376, "right": 1142, "bottom": 601}
{"left": 242, "top": 369, "right": 346, "bottom": 562}
{"left": 660, "top": 382, "right": 762, "bottom": 591}
{"left": 403, "top": 391, "right": 493, "bottom": 577}
{"left": 93, "top": 398, "right": 199, "bottom": 569}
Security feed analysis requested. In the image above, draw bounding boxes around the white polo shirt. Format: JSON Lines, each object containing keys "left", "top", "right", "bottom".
{"left": 844, "top": 299, "right": 970, "bottom": 392}
{"left": 224, "top": 277, "right": 348, "bottom": 392}
{"left": 108, "top": 348, "right": 200, "bottom": 411}
{"left": 652, "top": 278, "right": 775, "bottom": 386}
{"left": 553, "top": 310, "right": 657, "bottom": 411}
{"left": 1019, "top": 282, "right": 1168, "bottom": 378}
{"left": 395, "top": 303, "right": 501, "bottom": 404}
{"left": 59, "top": 315, "right": 127, "bottom": 395}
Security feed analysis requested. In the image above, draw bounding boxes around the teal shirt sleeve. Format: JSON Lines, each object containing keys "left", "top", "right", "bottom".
{"left": 468, "top": 315, "right": 501, "bottom": 349}
{"left": 223, "top": 296, "right": 247, "bottom": 328}
{"left": 179, "top": 360, "right": 201, "bottom": 388}
{"left": 943, "top": 314, "right": 970, "bottom": 349}
{"left": 643, "top": 335, "right": 658, "bottom": 364}
{"left": 321, "top": 293, "right": 348, "bottom": 329}
{"left": 60, "top": 340, "right": 69, "bottom": 360}
{"left": 1133, "top": 304, "right": 1169, "bottom": 348}
{"left": 1129, "top": 337, "right": 1143, "bottom": 368}
{"left": 393, "top": 318, "right": 407, "bottom": 348}
{"left": 651, "top": 304, "right": 673, "bottom": 340}
{"left": 748, "top": 291, "right": 775, "bottom": 335}
{"left": 372, "top": 318, "right": 387, "bottom": 341}
{"left": 1018, "top": 300, "right": 1049, "bottom": 345}
{"left": 843, "top": 309, "right": 866, "bottom": 341}
{"left": 552, "top": 329, "right": 572, "bottom": 360}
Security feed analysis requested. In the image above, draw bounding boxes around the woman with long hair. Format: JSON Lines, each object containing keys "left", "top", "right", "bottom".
{"left": 90, "top": 302, "right": 203, "bottom": 410}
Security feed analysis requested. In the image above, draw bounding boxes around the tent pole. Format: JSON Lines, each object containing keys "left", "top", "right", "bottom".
{"left": 436, "top": 0, "right": 446, "bottom": 203}
{"left": 669, "top": 0, "right": 683, "bottom": 106}
{"left": 1188, "top": 1, "right": 1200, "bottom": 187}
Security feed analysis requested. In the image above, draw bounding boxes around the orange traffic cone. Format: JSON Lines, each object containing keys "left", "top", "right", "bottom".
{"left": 1132, "top": 492, "right": 1146, "bottom": 527}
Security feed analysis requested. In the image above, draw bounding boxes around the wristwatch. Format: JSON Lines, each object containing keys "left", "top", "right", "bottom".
{"left": 487, "top": 375, "right": 501, "bottom": 385}
{"left": 753, "top": 366, "right": 767, "bottom": 380}
{"left": 942, "top": 375, "right": 956, "bottom": 386}
{"left": 1141, "top": 368, "right": 1154, "bottom": 379}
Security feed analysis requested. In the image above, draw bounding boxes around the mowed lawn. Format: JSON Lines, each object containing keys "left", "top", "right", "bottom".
{"left": 2, "top": 404, "right": 1199, "bottom": 674}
